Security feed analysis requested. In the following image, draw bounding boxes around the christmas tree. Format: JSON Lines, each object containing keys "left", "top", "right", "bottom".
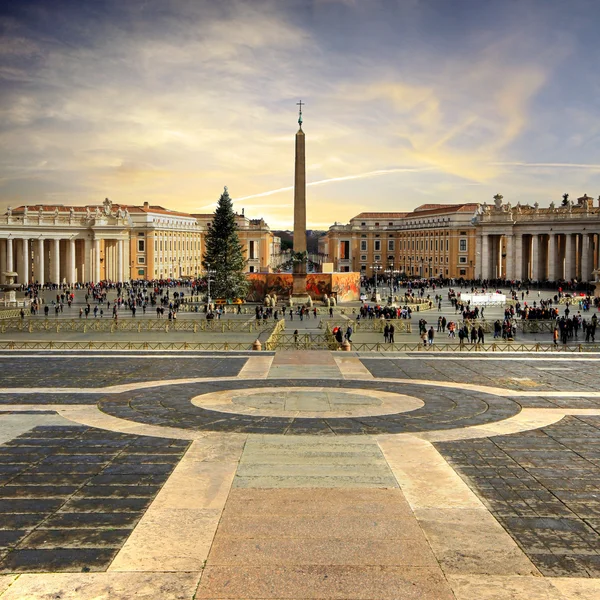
{"left": 202, "top": 187, "right": 249, "bottom": 300}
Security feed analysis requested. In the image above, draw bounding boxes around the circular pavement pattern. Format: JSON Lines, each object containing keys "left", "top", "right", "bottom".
{"left": 97, "top": 379, "right": 522, "bottom": 435}
{"left": 191, "top": 387, "right": 424, "bottom": 418}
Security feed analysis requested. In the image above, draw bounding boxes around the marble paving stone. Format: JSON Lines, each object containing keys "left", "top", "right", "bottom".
{"left": 0, "top": 572, "right": 201, "bottom": 600}
{"left": 109, "top": 436, "right": 243, "bottom": 572}
{"left": 0, "top": 575, "right": 16, "bottom": 595}
{"left": 196, "top": 565, "right": 455, "bottom": 599}
{"left": 207, "top": 536, "right": 438, "bottom": 566}
{"left": 416, "top": 508, "right": 539, "bottom": 576}
{"left": 550, "top": 578, "right": 600, "bottom": 599}
{"left": 215, "top": 512, "right": 425, "bottom": 539}
{"left": 108, "top": 508, "right": 222, "bottom": 572}
{"left": 334, "top": 356, "right": 375, "bottom": 379}
{"left": 237, "top": 355, "right": 274, "bottom": 379}
{"left": 448, "top": 574, "right": 566, "bottom": 600}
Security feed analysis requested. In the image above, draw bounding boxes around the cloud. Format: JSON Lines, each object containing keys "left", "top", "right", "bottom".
{"left": 0, "top": 0, "right": 597, "bottom": 227}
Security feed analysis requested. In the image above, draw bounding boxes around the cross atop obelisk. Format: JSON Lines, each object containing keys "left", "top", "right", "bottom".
{"left": 297, "top": 99, "right": 304, "bottom": 129}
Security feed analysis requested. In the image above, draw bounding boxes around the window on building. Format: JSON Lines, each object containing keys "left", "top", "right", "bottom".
{"left": 459, "top": 256, "right": 467, "bottom": 263}
{"left": 459, "top": 269, "right": 466, "bottom": 275}
{"left": 374, "top": 255, "right": 381, "bottom": 261}
{"left": 138, "top": 269, "right": 145, "bottom": 276}
{"left": 459, "top": 239, "right": 467, "bottom": 252}
{"left": 249, "top": 266, "right": 254, "bottom": 273}
{"left": 460, "top": 231, "right": 467, "bottom": 235}
{"left": 387, "top": 255, "right": 394, "bottom": 262}
{"left": 361, "top": 264, "right": 366, "bottom": 271}
{"left": 375, "top": 222, "right": 379, "bottom": 227}
{"left": 361, "top": 255, "right": 367, "bottom": 261}
{"left": 374, "top": 240, "right": 381, "bottom": 251}
{"left": 388, "top": 240, "right": 394, "bottom": 251}
{"left": 435, "top": 239, "right": 438, "bottom": 251}
{"left": 249, "top": 241, "right": 256, "bottom": 260}
{"left": 138, "top": 232, "right": 145, "bottom": 237}
{"left": 388, "top": 222, "right": 393, "bottom": 226}
{"left": 360, "top": 240, "right": 367, "bottom": 251}
{"left": 138, "top": 257, "right": 145, "bottom": 264}
{"left": 138, "top": 240, "right": 145, "bottom": 252}
{"left": 361, "top": 222, "right": 366, "bottom": 226}
{"left": 446, "top": 239, "right": 449, "bottom": 252}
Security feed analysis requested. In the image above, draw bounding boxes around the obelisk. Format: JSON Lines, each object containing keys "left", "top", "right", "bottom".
{"left": 292, "top": 101, "right": 308, "bottom": 297}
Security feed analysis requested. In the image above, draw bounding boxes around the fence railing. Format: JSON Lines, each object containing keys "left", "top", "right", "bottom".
{"left": 263, "top": 319, "right": 286, "bottom": 350}
{"left": 319, "top": 319, "right": 413, "bottom": 333}
{"left": 347, "top": 341, "right": 600, "bottom": 352}
{"left": 0, "top": 340, "right": 255, "bottom": 350}
{"left": 0, "top": 318, "right": 275, "bottom": 334}
{"left": 0, "top": 308, "right": 22, "bottom": 320}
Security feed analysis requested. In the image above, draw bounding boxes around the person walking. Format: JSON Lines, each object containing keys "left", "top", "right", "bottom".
{"left": 383, "top": 323, "right": 390, "bottom": 343}
{"left": 389, "top": 323, "right": 395, "bottom": 344}
{"left": 427, "top": 326, "right": 434, "bottom": 346}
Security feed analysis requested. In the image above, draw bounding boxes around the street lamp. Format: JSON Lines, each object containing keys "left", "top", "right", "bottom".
{"left": 372, "top": 262, "right": 382, "bottom": 301}
{"left": 205, "top": 264, "right": 215, "bottom": 305}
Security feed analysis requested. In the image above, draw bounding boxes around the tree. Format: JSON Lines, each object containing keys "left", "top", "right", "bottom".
{"left": 562, "top": 193, "right": 569, "bottom": 206}
{"left": 202, "top": 187, "right": 249, "bottom": 300}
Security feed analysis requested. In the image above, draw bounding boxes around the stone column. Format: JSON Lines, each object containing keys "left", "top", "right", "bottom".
{"left": 21, "top": 239, "right": 30, "bottom": 284}
{"left": 37, "top": 239, "right": 45, "bottom": 284}
{"left": 481, "top": 234, "right": 490, "bottom": 279}
{"left": 548, "top": 233, "right": 557, "bottom": 281}
{"left": 0, "top": 240, "right": 6, "bottom": 284}
{"left": 514, "top": 235, "right": 523, "bottom": 280}
{"left": 475, "top": 235, "right": 482, "bottom": 279}
{"left": 505, "top": 234, "right": 514, "bottom": 280}
{"left": 565, "top": 233, "right": 574, "bottom": 280}
{"left": 581, "top": 233, "right": 592, "bottom": 283}
{"left": 94, "top": 239, "right": 101, "bottom": 283}
{"left": 530, "top": 234, "right": 538, "bottom": 280}
{"left": 69, "top": 239, "right": 76, "bottom": 284}
{"left": 6, "top": 238, "right": 14, "bottom": 275}
{"left": 117, "top": 239, "right": 124, "bottom": 282}
{"left": 52, "top": 239, "right": 60, "bottom": 284}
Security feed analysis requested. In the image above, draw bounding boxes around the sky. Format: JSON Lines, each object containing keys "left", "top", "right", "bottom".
{"left": 1, "top": 0, "right": 600, "bottom": 228}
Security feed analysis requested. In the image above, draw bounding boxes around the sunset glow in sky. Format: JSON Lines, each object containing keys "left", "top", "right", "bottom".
{"left": 2, "top": 0, "right": 600, "bottom": 228}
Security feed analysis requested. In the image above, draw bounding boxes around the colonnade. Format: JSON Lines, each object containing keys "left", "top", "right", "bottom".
{"left": 0, "top": 236, "right": 128, "bottom": 285}
{"left": 479, "top": 232, "right": 600, "bottom": 282}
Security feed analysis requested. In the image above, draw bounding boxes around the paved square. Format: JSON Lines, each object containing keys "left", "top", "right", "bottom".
{"left": 0, "top": 350, "right": 600, "bottom": 598}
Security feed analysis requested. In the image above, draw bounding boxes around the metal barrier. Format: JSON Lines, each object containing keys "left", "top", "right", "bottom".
{"left": 0, "top": 309, "right": 22, "bottom": 320}
{"left": 349, "top": 342, "right": 600, "bottom": 352}
{"left": 0, "top": 340, "right": 254, "bottom": 351}
{"left": 320, "top": 319, "right": 412, "bottom": 333}
{"left": 453, "top": 320, "right": 558, "bottom": 334}
{"left": 0, "top": 318, "right": 275, "bottom": 334}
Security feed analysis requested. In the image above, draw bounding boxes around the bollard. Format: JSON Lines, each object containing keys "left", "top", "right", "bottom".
{"left": 341, "top": 340, "right": 351, "bottom": 352}
{"left": 252, "top": 339, "right": 262, "bottom": 351}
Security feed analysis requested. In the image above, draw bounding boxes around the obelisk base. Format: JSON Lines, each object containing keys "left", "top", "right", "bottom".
{"left": 289, "top": 273, "right": 311, "bottom": 307}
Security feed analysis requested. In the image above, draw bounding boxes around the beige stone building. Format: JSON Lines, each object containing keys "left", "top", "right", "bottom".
{"left": 0, "top": 198, "right": 275, "bottom": 284}
{"left": 321, "top": 204, "right": 479, "bottom": 279}
{"left": 474, "top": 194, "right": 600, "bottom": 282}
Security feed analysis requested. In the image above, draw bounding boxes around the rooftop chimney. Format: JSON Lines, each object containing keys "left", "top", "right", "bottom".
{"left": 143, "top": 202, "right": 149, "bottom": 209}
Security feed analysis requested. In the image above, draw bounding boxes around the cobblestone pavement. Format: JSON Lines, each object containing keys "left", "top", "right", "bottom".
{"left": 0, "top": 350, "right": 599, "bottom": 599}
{"left": 436, "top": 416, "right": 600, "bottom": 577}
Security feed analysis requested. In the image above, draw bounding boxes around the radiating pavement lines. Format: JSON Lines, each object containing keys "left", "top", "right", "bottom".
{"left": 195, "top": 435, "right": 456, "bottom": 599}
{"left": 107, "top": 433, "right": 246, "bottom": 572}
{"left": 267, "top": 350, "right": 343, "bottom": 379}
